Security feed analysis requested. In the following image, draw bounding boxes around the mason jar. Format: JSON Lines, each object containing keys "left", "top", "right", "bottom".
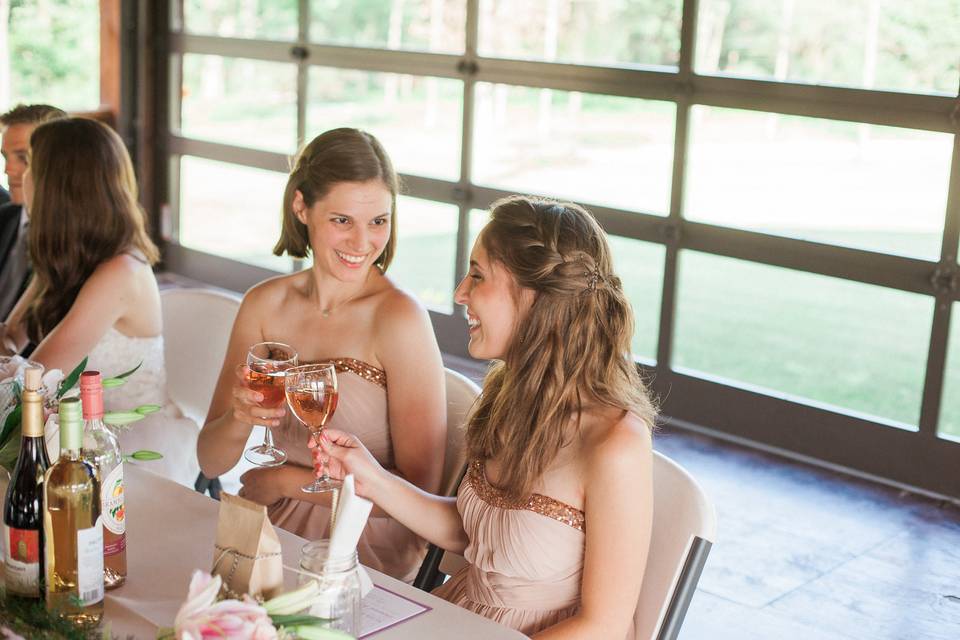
{"left": 299, "top": 540, "right": 362, "bottom": 635}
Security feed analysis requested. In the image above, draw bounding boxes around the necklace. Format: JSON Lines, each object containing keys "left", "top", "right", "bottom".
{"left": 319, "top": 290, "right": 362, "bottom": 318}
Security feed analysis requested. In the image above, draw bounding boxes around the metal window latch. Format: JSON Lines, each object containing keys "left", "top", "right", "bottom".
{"left": 929, "top": 264, "right": 959, "bottom": 295}
{"left": 661, "top": 221, "right": 682, "bottom": 243}
{"left": 456, "top": 59, "right": 479, "bottom": 75}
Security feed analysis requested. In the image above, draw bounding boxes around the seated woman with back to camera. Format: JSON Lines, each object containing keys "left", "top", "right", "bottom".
{"left": 0, "top": 117, "right": 199, "bottom": 487}
{"left": 319, "top": 195, "right": 656, "bottom": 638}
{"left": 197, "top": 127, "right": 447, "bottom": 583}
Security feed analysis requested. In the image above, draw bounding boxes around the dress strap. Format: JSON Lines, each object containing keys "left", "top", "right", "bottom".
{"left": 466, "top": 460, "right": 585, "bottom": 533}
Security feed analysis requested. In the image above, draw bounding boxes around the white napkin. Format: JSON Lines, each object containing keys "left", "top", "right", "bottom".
{"left": 327, "top": 474, "right": 374, "bottom": 596}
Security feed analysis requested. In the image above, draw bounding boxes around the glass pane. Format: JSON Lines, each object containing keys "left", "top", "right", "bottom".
{"left": 309, "top": 0, "right": 465, "bottom": 53}
{"left": 306, "top": 68, "right": 462, "bottom": 181}
{"left": 685, "top": 107, "right": 953, "bottom": 259}
{"left": 479, "top": 0, "right": 681, "bottom": 68}
{"left": 608, "top": 236, "right": 664, "bottom": 361}
{"left": 696, "top": 0, "right": 959, "bottom": 95}
{"left": 182, "top": 0, "right": 298, "bottom": 40}
{"left": 937, "top": 305, "right": 960, "bottom": 441}
{"left": 473, "top": 84, "right": 675, "bottom": 214}
{"left": 7, "top": 0, "right": 99, "bottom": 110}
{"left": 180, "top": 54, "right": 298, "bottom": 154}
{"left": 179, "top": 156, "right": 293, "bottom": 272}
{"left": 390, "top": 196, "right": 458, "bottom": 313}
{"left": 674, "top": 251, "right": 932, "bottom": 427}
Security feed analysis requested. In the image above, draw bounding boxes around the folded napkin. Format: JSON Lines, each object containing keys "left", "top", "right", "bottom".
{"left": 327, "top": 474, "right": 374, "bottom": 596}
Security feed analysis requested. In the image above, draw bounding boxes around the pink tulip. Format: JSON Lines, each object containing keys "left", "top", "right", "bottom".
{"left": 174, "top": 571, "right": 278, "bottom": 640}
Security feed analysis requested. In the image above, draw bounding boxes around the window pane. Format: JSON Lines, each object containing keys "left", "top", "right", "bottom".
{"left": 937, "top": 305, "right": 960, "bottom": 441}
{"left": 179, "top": 156, "right": 292, "bottom": 272}
{"left": 390, "top": 196, "right": 458, "bottom": 313}
{"left": 608, "top": 236, "right": 664, "bottom": 361}
{"left": 696, "top": 0, "right": 959, "bottom": 95}
{"left": 473, "top": 84, "right": 675, "bottom": 214}
{"left": 309, "top": 0, "right": 465, "bottom": 53}
{"left": 674, "top": 251, "right": 932, "bottom": 427}
{"left": 8, "top": 0, "right": 99, "bottom": 110}
{"left": 685, "top": 107, "right": 952, "bottom": 259}
{"left": 306, "top": 69, "right": 462, "bottom": 181}
{"left": 182, "top": 0, "right": 298, "bottom": 40}
{"left": 180, "top": 54, "right": 298, "bottom": 154}
{"left": 479, "top": 0, "right": 681, "bottom": 68}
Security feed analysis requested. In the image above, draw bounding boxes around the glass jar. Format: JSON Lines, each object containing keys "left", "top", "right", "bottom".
{"left": 299, "top": 540, "right": 362, "bottom": 635}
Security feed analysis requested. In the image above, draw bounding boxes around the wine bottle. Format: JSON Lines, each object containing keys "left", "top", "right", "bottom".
{"left": 44, "top": 397, "right": 104, "bottom": 626}
{"left": 3, "top": 366, "right": 51, "bottom": 600}
{"left": 80, "top": 371, "right": 126, "bottom": 588}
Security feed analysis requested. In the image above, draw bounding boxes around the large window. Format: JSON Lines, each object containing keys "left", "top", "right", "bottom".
{"left": 164, "top": 0, "right": 960, "bottom": 498}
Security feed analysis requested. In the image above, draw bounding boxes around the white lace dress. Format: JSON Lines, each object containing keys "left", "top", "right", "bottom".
{"left": 86, "top": 327, "right": 200, "bottom": 488}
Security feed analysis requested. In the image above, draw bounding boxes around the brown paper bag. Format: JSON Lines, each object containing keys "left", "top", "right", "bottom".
{"left": 212, "top": 493, "right": 284, "bottom": 600}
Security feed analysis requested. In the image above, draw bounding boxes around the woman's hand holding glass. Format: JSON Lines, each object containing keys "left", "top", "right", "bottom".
{"left": 311, "top": 429, "right": 386, "bottom": 502}
{"left": 237, "top": 341, "right": 298, "bottom": 467}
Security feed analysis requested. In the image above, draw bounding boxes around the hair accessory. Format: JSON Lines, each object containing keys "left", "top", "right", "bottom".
{"left": 586, "top": 267, "right": 603, "bottom": 293}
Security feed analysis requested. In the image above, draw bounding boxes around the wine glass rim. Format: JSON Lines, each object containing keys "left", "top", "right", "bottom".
{"left": 248, "top": 341, "right": 298, "bottom": 365}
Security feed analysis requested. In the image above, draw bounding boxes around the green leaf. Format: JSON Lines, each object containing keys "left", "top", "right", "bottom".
{"left": 103, "top": 411, "right": 146, "bottom": 426}
{"left": 125, "top": 449, "right": 163, "bottom": 461}
{"left": 0, "top": 423, "right": 22, "bottom": 473}
{"left": 134, "top": 404, "right": 162, "bottom": 415}
{"left": 57, "top": 356, "right": 89, "bottom": 399}
{"left": 0, "top": 403, "right": 22, "bottom": 449}
{"left": 101, "top": 377, "right": 127, "bottom": 389}
{"left": 112, "top": 361, "right": 143, "bottom": 380}
{"left": 270, "top": 614, "right": 333, "bottom": 626}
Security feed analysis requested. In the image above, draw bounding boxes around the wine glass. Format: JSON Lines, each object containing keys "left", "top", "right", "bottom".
{"left": 284, "top": 363, "right": 340, "bottom": 494}
{"left": 243, "top": 342, "right": 298, "bottom": 467}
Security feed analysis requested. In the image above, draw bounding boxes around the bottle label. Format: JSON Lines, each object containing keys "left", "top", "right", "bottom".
{"left": 77, "top": 519, "right": 104, "bottom": 605}
{"left": 3, "top": 524, "right": 40, "bottom": 596}
{"left": 101, "top": 464, "right": 125, "bottom": 535}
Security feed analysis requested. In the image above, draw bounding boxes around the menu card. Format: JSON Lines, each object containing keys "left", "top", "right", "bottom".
{"left": 359, "top": 585, "right": 431, "bottom": 638}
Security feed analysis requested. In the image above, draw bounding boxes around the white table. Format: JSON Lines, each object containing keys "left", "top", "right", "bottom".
{"left": 104, "top": 465, "right": 524, "bottom": 639}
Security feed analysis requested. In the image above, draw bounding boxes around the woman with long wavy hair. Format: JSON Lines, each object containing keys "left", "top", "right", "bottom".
{"left": 319, "top": 195, "right": 656, "bottom": 638}
{"left": 0, "top": 117, "right": 199, "bottom": 487}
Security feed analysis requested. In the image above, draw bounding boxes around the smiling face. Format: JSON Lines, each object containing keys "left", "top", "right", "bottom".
{"left": 454, "top": 234, "right": 534, "bottom": 360}
{"left": 294, "top": 180, "right": 392, "bottom": 282}
{"left": 1, "top": 123, "right": 35, "bottom": 204}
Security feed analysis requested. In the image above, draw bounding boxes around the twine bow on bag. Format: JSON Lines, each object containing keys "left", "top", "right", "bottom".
{"left": 211, "top": 493, "right": 284, "bottom": 600}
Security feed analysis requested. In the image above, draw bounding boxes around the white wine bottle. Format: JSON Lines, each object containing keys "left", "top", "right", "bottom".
{"left": 80, "top": 370, "right": 126, "bottom": 589}
{"left": 44, "top": 397, "right": 104, "bottom": 626}
{"left": 3, "top": 366, "right": 51, "bottom": 600}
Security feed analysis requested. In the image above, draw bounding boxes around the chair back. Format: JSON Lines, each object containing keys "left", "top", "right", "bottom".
{"left": 440, "top": 368, "right": 481, "bottom": 497}
{"left": 160, "top": 288, "right": 241, "bottom": 425}
{"left": 636, "top": 450, "right": 716, "bottom": 640}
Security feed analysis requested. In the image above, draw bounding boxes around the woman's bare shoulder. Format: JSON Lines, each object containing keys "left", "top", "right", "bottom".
{"left": 242, "top": 270, "right": 306, "bottom": 306}
{"left": 582, "top": 409, "right": 653, "bottom": 476}
{"left": 371, "top": 278, "right": 431, "bottom": 330}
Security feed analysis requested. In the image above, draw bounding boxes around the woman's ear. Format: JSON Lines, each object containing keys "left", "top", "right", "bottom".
{"left": 292, "top": 190, "right": 308, "bottom": 225}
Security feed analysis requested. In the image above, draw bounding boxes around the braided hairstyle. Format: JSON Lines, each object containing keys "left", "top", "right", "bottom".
{"left": 273, "top": 127, "right": 399, "bottom": 271}
{"left": 465, "top": 195, "right": 656, "bottom": 499}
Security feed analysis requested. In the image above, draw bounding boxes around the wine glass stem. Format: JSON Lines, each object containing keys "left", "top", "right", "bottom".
{"left": 315, "top": 430, "right": 330, "bottom": 481}
{"left": 262, "top": 426, "right": 275, "bottom": 448}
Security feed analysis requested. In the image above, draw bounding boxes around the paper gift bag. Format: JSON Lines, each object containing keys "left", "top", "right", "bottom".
{"left": 212, "top": 493, "right": 284, "bottom": 599}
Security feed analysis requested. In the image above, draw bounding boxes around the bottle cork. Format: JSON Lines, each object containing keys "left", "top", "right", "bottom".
{"left": 24, "top": 366, "right": 42, "bottom": 391}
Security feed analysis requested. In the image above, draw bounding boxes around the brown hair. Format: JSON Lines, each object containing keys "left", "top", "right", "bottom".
{"left": 0, "top": 103, "right": 67, "bottom": 129}
{"left": 273, "top": 128, "right": 399, "bottom": 271}
{"left": 465, "top": 195, "right": 657, "bottom": 499}
{"left": 25, "top": 118, "right": 159, "bottom": 342}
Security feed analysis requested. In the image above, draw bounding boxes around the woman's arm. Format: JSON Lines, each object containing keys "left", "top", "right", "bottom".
{"left": 321, "top": 428, "right": 468, "bottom": 553}
{"left": 534, "top": 418, "right": 654, "bottom": 640}
{"left": 374, "top": 290, "right": 447, "bottom": 494}
{"left": 197, "top": 283, "right": 286, "bottom": 478}
{"left": 29, "top": 258, "right": 138, "bottom": 372}
{"left": 2, "top": 277, "right": 39, "bottom": 354}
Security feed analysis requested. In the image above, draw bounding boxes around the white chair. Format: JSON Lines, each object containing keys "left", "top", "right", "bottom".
{"left": 160, "top": 287, "right": 242, "bottom": 497}
{"left": 427, "top": 450, "right": 717, "bottom": 640}
{"left": 413, "top": 367, "right": 481, "bottom": 589}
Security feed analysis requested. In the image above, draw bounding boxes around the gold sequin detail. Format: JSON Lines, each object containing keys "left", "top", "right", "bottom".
{"left": 467, "top": 460, "right": 585, "bottom": 532}
{"left": 307, "top": 358, "right": 387, "bottom": 389}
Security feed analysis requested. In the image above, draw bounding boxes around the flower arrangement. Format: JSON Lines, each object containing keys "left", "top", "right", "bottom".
{"left": 0, "top": 356, "right": 162, "bottom": 472}
{"left": 158, "top": 571, "right": 354, "bottom": 640}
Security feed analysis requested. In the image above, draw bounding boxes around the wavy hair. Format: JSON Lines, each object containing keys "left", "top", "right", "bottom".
{"left": 26, "top": 118, "right": 159, "bottom": 342}
{"left": 273, "top": 128, "right": 399, "bottom": 271}
{"left": 465, "top": 195, "right": 656, "bottom": 499}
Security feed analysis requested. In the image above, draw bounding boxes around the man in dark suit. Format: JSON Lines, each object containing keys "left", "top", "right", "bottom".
{"left": 0, "top": 185, "right": 9, "bottom": 206}
{"left": 0, "top": 104, "right": 67, "bottom": 320}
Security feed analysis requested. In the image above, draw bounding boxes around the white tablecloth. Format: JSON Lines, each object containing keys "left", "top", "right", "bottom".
{"left": 104, "top": 464, "right": 524, "bottom": 639}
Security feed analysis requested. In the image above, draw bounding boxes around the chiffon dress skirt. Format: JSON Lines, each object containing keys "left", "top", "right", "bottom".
{"left": 433, "top": 461, "right": 637, "bottom": 638}
{"left": 267, "top": 358, "right": 426, "bottom": 582}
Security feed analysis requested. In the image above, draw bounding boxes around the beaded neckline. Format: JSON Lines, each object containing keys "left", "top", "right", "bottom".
{"left": 305, "top": 358, "right": 387, "bottom": 389}
{"left": 466, "top": 460, "right": 586, "bottom": 533}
